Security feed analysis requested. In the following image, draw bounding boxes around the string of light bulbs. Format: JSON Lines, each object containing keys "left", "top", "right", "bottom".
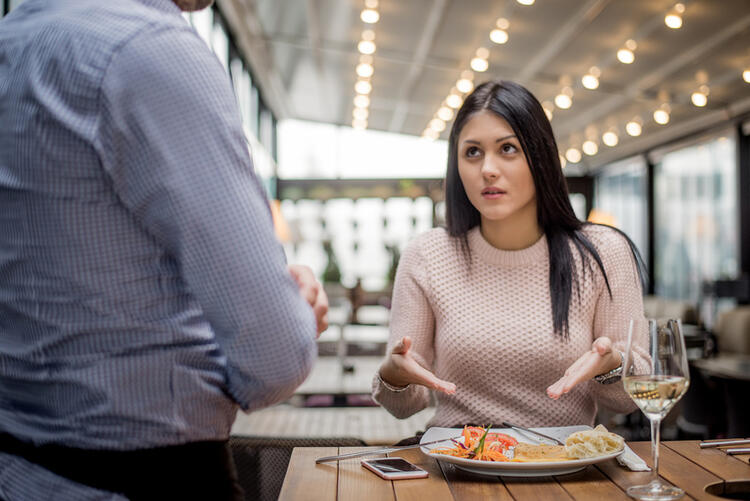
{"left": 352, "top": 0, "right": 379, "bottom": 130}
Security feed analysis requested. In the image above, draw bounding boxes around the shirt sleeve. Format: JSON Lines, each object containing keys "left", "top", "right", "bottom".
{"left": 94, "top": 25, "right": 316, "bottom": 412}
{"left": 590, "top": 227, "right": 650, "bottom": 413}
{"left": 371, "top": 236, "right": 434, "bottom": 418}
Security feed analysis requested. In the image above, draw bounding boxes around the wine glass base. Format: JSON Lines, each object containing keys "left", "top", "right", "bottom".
{"left": 627, "top": 481, "right": 685, "bottom": 500}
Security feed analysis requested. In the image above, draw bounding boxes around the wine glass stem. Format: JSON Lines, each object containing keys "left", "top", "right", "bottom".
{"left": 650, "top": 416, "right": 662, "bottom": 484}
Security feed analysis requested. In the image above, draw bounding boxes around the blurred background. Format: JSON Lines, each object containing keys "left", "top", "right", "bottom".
{"left": 4, "top": 0, "right": 749, "bottom": 497}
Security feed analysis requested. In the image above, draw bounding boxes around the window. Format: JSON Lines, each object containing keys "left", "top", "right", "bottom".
{"left": 652, "top": 132, "right": 738, "bottom": 302}
{"left": 594, "top": 155, "right": 648, "bottom": 262}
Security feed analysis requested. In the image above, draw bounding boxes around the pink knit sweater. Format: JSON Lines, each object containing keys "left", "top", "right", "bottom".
{"left": 372, "top": 224, "right": 649, "bottom": 428}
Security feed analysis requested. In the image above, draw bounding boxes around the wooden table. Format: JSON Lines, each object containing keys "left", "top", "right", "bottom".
{"left": 692, "top": 354, "right": 750, "bottom": 382}
{"left": 293, "top": 356, "right": 382, "bottom": 403}
{"left": 279, "top": 441, "right": 750, "bottom": 500}
{"left": 231, "top": 405, "right": 432, "bottom": 445}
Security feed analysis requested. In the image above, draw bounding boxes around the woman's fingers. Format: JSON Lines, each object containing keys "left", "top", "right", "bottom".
{"left": 592, "top": 336, "right": 612, "bottom": 355}
{"left": 391, "top": 336, "right": 412, "bottom": 355}
{"left": 547, "top": 338, "right": 616, "bottom": 399}
{"left": 384, "top": 338, "right": 456, "bottom": 394}
{"left": 409, "top": 361, "right": 456, "bottom": 394}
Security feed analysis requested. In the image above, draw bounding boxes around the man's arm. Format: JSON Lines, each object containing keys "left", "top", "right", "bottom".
{"left": 95, "top": 24, "right": 316, "bottom": 411}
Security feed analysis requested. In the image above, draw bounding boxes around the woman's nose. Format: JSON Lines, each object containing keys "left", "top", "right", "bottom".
{"left": 481, "top": 158, "right": 500, "bottom": 179}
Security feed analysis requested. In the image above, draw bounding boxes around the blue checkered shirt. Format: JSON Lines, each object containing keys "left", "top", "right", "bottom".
{"left": 0, "top": 0, "right": 317, "bottom": 498}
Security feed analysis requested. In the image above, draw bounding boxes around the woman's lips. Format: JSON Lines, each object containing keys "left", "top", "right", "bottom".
{"left": 481, "top": 187, "right": 506, "bottom": 199}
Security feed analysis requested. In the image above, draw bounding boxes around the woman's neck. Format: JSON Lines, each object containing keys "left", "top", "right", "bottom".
{"left": 480, "top": 205, "right": 542, "bottom": 251}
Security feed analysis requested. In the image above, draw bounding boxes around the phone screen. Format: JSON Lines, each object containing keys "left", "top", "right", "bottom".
{"left": 367, "top": 458, "right": 423, "bottom": 473}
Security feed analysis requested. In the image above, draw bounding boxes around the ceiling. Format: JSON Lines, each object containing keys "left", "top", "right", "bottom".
{"left": 221, "top": 0, "right": 750, "bottom": 171}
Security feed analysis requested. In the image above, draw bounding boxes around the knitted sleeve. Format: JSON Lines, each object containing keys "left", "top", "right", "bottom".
{"left": 589, "top": 226, "right": 650, "bottom": 413}
{"left": 371, "top": 234, "right": 435, "bottom": 419}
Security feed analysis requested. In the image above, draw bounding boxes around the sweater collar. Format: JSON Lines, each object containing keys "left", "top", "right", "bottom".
{"left": 467, "top": 226, "right": 548, "bottom": 267}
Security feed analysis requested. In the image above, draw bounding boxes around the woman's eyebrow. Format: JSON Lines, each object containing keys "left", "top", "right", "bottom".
{"left": 462, "top": 135, "right": 517, "bottom": 146}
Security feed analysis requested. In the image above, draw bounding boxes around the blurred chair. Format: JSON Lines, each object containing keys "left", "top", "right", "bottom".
{"left": 229, "top": 435, "right": 366, "bottom": 501}
{"left": 713, "top": 305, "right": 750, "bottom": 354}
{"left": 643, "top": 295, "right": 700, "bottom": 324}
{"left": 676, "top": 364, "right": 726, "bottom": 439}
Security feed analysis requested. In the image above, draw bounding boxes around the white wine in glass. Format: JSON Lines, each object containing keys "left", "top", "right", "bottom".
{"left": 623, "top": 318, "right": 690, "bottom": 500}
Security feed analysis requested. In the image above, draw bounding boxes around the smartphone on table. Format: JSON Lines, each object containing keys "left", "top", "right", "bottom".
{"left": 361, "top": 457, "right": 429, "bottom": 480}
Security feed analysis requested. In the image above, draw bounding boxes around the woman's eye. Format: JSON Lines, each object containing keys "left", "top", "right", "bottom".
{"left": 465, "top": 146, "right": 481, "bottom": 158}
{"left": 500, "top": 143, "right": 518, "bottom": 154}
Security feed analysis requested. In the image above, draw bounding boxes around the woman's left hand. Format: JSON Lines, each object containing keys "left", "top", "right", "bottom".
{"left": 546, "top": 337, "right": 621, "bottom": 400}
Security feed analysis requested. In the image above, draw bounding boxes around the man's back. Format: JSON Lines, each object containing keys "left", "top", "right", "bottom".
{"left": 0, "top": 0, "right": 317, "bottom": 498}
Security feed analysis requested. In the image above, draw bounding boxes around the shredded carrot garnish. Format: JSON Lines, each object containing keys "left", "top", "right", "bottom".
{"left": 431, "top": 425, "right": 516, "bottom": 462}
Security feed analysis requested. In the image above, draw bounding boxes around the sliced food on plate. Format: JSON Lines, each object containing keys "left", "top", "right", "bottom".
{"left": 431, "top": 424, "right": 624, "bottom": 463}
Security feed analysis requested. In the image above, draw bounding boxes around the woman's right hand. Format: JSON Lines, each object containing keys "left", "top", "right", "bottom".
{"left": 378, "top": 336, "right": 457, "bottom": 394}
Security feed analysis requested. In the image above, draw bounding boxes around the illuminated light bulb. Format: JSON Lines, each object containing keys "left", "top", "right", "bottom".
{"left": 565, "top": 148, "right": 582, "bottom": 164}
{"left": 602, "top": 131, "right": 619, "bottom": 147}
{"left": 456, "top": 78, "right": 474, "bottom": 93}
{"left": 554, "top": 93, "right": 572, "bottom": 109}
{"left": 542, "top": 100, "right": 554, "bottom": 121}
{"left": 364, "top": 0, "right": 378, "bottom": 8}
{"left": 517, "top": 0, "right": 534, "bottom": 5}
{"left": 496, "top": 17, "right": 510, "bottom": 30}
{"left": 353, "top": 107, "right": 369, "bottom": 120}
{"left": 361, "top": 29, "right": 375, "bottom": 41}
{"left": 356, "top": 63, "right": 374, "bottom": 78}
{"left": 665, "top": 13, "right": 682, "bottom": 29}
{"left": 582, "top": 140, "right": 598, "bottom": 156}
{"left": 744, "top": 69, "right": 750, "bottom": 83}
{"left": 691, "top": 91, "right": 707, "bottom": 107}
{"left": 490, "top": 29, "right": 508, "bottom": 44}
{"left": 446, "top": 93, "right": 463, "bottom": 108}
{"left": 360, "top": 8, "right": 380, "bottom": 23}
{"left": 625, "top": 120, "right": 642, "bottom": 137}
{"left": 475, "top": 47, "right": 490, "bottom": 59}
{"left": 625, "top": 39, "right": 638, "bottom": 51}
{"left": 653, "top": 109, "right": 670, "bottom": 125}
{"left": 355, "top": 80, "right": 372, "bottom": 94}
{"left": 358, "top": 40, "right": 376, "bottom": 55}
{"left": 617, "top": 48, "right": 635, "bottom": 64}
{"left": 581, "top": 74, "right": 599, "bottom": 89}
{"left": 429, "top": 118, "right": 446, "bottom": 132}
{"left": 352, "top": 119, "right": 367, "bottom": 130}
{"left": 675, "top": 2, "right": 685, "bottom": 13}
{"left": 353, "top": 95, "right": 370, "bottom": 108}
{"left": 470, "top": 57, "right": 489, "bottom": 72}
{"left": 423, "top": 128, "right": 439, "bottom": 140}
{"left": 437, "top": 106, "right": 454, "bottom": 121}
{"left": 559, "top": 154, "right": 567, "bottom": 169}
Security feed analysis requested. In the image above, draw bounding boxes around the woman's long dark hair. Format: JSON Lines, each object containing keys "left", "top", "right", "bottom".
{"left": 445, "top": 80, "right": 647, "bottom": 339}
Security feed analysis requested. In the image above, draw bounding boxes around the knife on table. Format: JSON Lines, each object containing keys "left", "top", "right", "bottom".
{"left": 314, "top": 436, "right": 461, "bottom": 464}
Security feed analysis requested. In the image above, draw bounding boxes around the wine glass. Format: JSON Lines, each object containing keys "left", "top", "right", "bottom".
{"left": 623, "top": 318, "right": 691, "bottom": 500}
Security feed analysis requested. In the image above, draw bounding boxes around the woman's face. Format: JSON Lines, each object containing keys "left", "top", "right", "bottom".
{"left": 457, "top": 110, "right": 537, "bottom": 226}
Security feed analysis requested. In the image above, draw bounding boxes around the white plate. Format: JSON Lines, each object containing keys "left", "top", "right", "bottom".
{"left": 420, "top": 425, "right": 624, "bottom": 477}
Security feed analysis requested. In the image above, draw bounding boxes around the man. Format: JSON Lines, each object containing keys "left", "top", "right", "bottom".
{"left": 0, "top": 0, "right": 327, "bottom": 499}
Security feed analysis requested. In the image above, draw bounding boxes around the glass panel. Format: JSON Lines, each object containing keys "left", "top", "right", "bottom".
{"left": 593, "top": 155, "right": 648, "bottom": 261}
{"left": 191, "top": 7, "right": 213, "bottom": 48}
{"left": 277, "top": 119, "right": 447, "bottom": 179}
{"left": 211, "top": 17, "right": 229, "bottom": 73}
{"left": 653, "top": 132, "right": 738, "bottom": 303}
{"left": 569, "top": 193, "right": 587, "bottom": 221}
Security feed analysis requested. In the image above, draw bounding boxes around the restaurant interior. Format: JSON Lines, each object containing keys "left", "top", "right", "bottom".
{"left": 3, "top": 0, "right": 750, "bottom": 499}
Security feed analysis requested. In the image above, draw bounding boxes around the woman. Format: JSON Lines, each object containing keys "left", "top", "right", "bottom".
{"left": 372, "top": 80, "right": 649, "bottom": 428}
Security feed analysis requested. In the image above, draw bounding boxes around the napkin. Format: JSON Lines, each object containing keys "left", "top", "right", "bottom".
{"left": 617, "top": 445, "right": 650, "bottom": 471}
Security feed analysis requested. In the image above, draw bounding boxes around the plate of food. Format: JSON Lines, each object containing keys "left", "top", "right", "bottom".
{"left": 420, "top": 424, "right": 625, "bottom": 477}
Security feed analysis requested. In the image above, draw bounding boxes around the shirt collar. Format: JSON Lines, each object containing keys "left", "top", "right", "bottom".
{"left": 133, "top": 0, "right": 183, "bottom": 15}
